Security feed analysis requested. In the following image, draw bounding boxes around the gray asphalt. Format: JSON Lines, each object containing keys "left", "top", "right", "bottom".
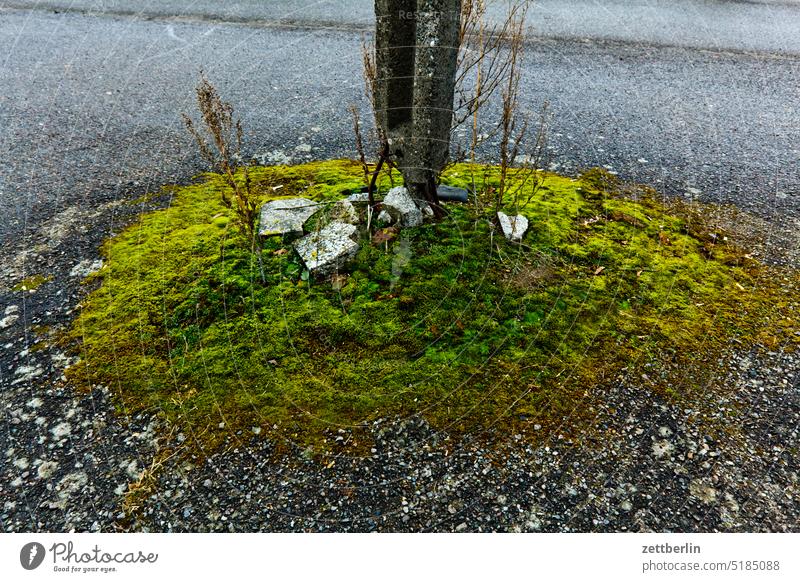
{"left": 5, "top": 0, "right": 800, "bottom": 54}
{"left": 1, "top": 0, "right": 798, "bottom": 250}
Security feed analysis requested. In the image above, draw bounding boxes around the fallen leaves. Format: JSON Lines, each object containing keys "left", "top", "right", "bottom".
{"left": 371, "top": 226, "right": 399, "bottom": 245}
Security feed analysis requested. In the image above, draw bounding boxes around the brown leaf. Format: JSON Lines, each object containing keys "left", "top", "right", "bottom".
{"left": 372, "top": 226, "right": 399, "bottom": 245}
{"left": 594, "top": 266, "right": 605, "bottom": 275}
{"left": 330, "top": 274, "right": 348, "bottom": 291}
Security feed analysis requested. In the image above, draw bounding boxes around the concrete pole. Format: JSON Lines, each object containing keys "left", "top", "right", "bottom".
{"left": 374, "top": 0, "right": 461, "bottom": 215}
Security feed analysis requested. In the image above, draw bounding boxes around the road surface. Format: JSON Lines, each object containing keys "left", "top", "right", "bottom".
{"left": 0, "top": 0, "right": 798, "bottom": 247}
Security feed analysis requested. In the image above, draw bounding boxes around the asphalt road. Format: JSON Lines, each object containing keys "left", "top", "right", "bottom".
{"left": 5, "top": 0, "right": 800, "bottom": 53}
{"left": 1, "top": 0, "right": 798, "bottom": 250}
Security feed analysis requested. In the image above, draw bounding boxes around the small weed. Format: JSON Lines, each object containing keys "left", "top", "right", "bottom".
{"left": 183, "top": 73, "right": 259, "bottom": 243}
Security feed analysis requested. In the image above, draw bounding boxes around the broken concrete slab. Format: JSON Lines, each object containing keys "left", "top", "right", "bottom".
{"left": 382, "top": 186, "right": 423, "bottom": 227}
{"left": 293, "top": 222, "right": 360, "bottom": 276}
{"left": 346, "top": 191, "right": 371, "bottom": 204}
{"left": 258, "top": 197, "right": 320, "bottom": 237}
{"left": 497, "top": 211, "right": 529, "bottom": 242}
{"left": 437, "top": 185, "right": 469, "bottom": 203}
{"left": 329, "top": 199, "right": 360, "bottom": 224}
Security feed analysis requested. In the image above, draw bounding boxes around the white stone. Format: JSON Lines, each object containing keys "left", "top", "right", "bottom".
{"left": 689, "top": 479, "right": 718, "bottom": 504}
{"left": 377, "top": 210, "right": 394, "bottom": 224}
{"left": 11, "top": 365, "right": 43, "bottom": 384}
{"left": 37, "top": 460, "right": 59, "bottom": 479}
{"left": 123, "top": 459, "right": 141, "bottom": 480}
{"left": 0, "top": 314, "right": 19, "bottom": 329}
{"left": 49, "top": 472, "right": 88, "bottom": 510}
{"left": 256, "top": 149, "right": 292, "bottom": 165}
{"left": 329, "top": 199, "right": 359, "bottom": 224}
{"left": 258, "top": 197, "right": 320, "bottom": 237}
{"left": 69, "top": 259, "right": 104, "bottom": 278}
{"left": 382, "top": 187, "right": 423, "bottom": 227}
{"left": 294, "top": 222, "right": 360, "bottom": 276}
{"left": 346, "top": 192, "right": 371, "bottom": 203}
{"left": 497, "top": 212, "right": 529, "bottom": 242}
{"left": 26, "top": 397, "right": 43, "bottom": 409}
{"left": 652, "top": 440, "right": 674, "bottom": 459}
{"left": 51, "top": 422, "right": 72, "bottom": 439}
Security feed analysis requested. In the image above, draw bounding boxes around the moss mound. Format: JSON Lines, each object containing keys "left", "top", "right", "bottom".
{"left": 65, "top": 160, "right": 799, "bottom": 450}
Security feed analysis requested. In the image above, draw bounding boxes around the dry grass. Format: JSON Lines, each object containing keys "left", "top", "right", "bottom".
{"left": 182, "top": 73, "right": 258, "bottom": 242}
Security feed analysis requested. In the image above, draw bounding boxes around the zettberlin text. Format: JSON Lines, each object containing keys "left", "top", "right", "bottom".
{"left": 642, "top": 543, "right": 701, "bottom": 554}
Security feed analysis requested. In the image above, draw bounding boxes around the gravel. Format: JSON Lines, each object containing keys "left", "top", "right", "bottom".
{"left": 122, "top": 344, "right": 799, "bottom": 533}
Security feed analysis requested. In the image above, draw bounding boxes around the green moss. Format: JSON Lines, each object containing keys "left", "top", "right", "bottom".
{"left": 13, "top": 274, "right": 52, "bottom": 292}
{"left": 64, "top": 161, "right": 800, "bottom": 451}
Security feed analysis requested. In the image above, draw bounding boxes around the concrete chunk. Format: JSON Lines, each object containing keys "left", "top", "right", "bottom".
{"left": 293, "top": 222, "right": 360, "bottom": 276}
{"left": 258, "top": 197, "right": 319, "bottom": 237}
{"left": 382, "top": 186, "right": 423, "bottom": 227}
{"left": 346, "top": 191, "right": 371, "bottom": 204}
{"left": 330, "top": 199, "right": 360, "bottom": 224}
{"left": 497, "top": 212, "right": 529, "bottom": 242}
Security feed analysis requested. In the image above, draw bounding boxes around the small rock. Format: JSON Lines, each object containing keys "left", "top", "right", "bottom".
{"left": 377, "top": 210, "right": 394, "bottom": 225}
{"left": 12, "top": 365, "right": 44, "bottom": 385}
{"left": 51, "top": 422, "right": 72, "bottom": 439}
{"left": 258, "top": 197, "right": 320, "bottom": 237}
{"left": 37, "top": 461, "right": 60, "bottom": 480}
{"left": 689, "top": 479, "right": 718, "bottom": 504}
{"left": 416, "top": 199, "right": 435, "bottom": 217}
{"left": 652, "top": 440, "right": 674, "bottom": 459}
{"left": 497, "top": 212, "right": 529, "bottom": 242}
{"left": 294, "top": 222, "right": 360, "bottom": 276}
{"left": 329, "top": 199, "right": 359, "bottom": 224}
{"left": 346, "top": 191, "right": 371, "bottom": 204}
{"left": 69, "top": 259, "right": 104, "bottom": 278}
{"left": 382, "top": 187, "right": 423, "bottom": 227}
